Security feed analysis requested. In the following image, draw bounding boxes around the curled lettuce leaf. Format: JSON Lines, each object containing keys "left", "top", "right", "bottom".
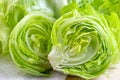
{"left": 48, "top": 6, "right": 119, "bottom": 79}
{"left": 9, "top": 11, "right": 55, "bottom": 76}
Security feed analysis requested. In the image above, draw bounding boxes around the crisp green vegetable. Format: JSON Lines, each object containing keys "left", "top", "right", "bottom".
{"left": 0, "top": 0, "right": 119, "bottom": 78}
{"left": 9, "top": 11, "right": 55, "bottom": 76}
{"left": 48, "top": 5, "right": 119, "bottom": 79}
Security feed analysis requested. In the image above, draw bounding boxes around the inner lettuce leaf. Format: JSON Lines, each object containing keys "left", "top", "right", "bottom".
{"left": 9, "top": 11, "right": 55, "bottom": 76}
{"left": 48, "top": 5, "right": 119, "bottom": 79}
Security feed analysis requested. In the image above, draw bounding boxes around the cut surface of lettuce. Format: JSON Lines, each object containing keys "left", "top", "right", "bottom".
{"left": 9, "top": 11, "right": 55, "bottom": 76}
{"left": 48, "top": 6, "right": 119, "bottom": 79}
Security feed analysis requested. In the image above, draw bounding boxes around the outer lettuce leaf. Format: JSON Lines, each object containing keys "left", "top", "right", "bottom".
{"left": 67, "top": 0, "right": 120, "bottom": 17}
{"left": 1, "top": 0, "right": 52, "bottom": 28}
{"left": 91, "top": 0, "right": 120, "bottom": 17}
{"left": 0, "top": 0, "right": 66, "bottom": 28}
{"left": 105, "top": 13, "right": 120, "bottom": 61}
{"left": 0, "top": 17, "right": 10, "bottom": 55}
{"left": 48, "top": 5, "right": 119, "bottom": 79}
{"left": 9, "top": 11, "right": 55, "bottom": 76}
{"left": 46, "top": 0, "right": 68, "bottom": 18}
{"left": 61, "top": 1, "right": 78, "bottom": 15}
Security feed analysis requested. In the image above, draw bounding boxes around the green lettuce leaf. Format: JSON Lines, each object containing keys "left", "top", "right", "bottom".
{"left": 105, "top": 12, "right": 120, "bottom": 61}
{"left": 9, "top": 11, "right": 55, "bottom": 76}
{"left": 48, "top": 5, "right": 119, "bottom": 79}
{"left": 1, "top": 0, "right": 66, "bottom": 28}
{"left": 1, "top": 0, "right": 52, "bottom": 28}
{"left": 0, "top": 17, "right": 10, "bottom": 55}
{"left": 66, "top": 0, "right": 120, "bottom": 17}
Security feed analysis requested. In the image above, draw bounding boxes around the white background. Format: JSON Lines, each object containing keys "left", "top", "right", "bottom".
{"left": 0, "top": 55, "right": 120, "bottom": 80}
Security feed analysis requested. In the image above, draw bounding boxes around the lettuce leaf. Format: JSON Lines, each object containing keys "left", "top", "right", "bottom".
{"left": 1, "top": 0, "right": 66, "bottom": 28}
{"left": 0, "top": 17, "right": 10, "bottom": 55}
